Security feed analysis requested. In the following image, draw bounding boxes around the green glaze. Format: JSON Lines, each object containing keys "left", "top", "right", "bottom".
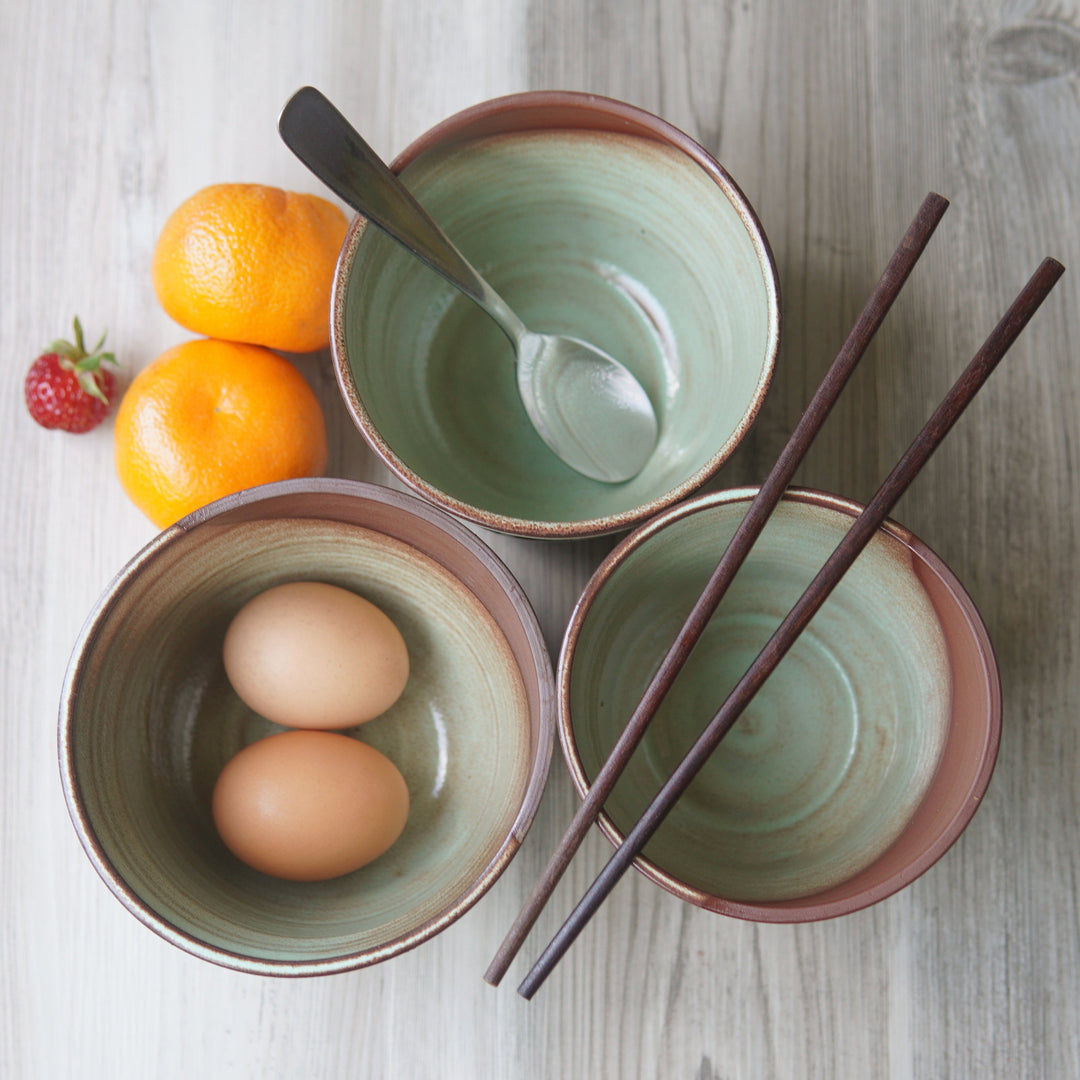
{"left": 344, "top": 129, "right": 776, "bottom": 528}
{"left": 62, "top": 485, "right": 552, "bottom": 971}
{"left": 565, "top": 494, "right": 952, "bottom": 902}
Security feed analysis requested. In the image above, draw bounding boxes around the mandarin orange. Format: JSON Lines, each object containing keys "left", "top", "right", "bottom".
{"left": 114, "top": 338, "right": 328, "bottom": 528}
{"left": 151, "top": 184, "right": 348, "bottom": 353}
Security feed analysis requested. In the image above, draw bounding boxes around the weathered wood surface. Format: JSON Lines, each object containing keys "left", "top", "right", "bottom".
{"left": 2, "top": 1, "right": 1077, "bottom": 1077}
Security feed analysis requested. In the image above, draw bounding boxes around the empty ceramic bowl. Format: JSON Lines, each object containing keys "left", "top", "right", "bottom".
{"left": 59, "top": 479, "right": 555, "bottom": 974}
{"left": 559, "top": 487, "right": 1001, "bottom": 921}
{"left": 332, "top": 91, "right": 780, "bottom": 538}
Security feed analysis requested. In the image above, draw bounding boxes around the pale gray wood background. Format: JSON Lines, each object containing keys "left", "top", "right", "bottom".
{"left": 2, "top": 0, "right": 1077, "bottom": 1077}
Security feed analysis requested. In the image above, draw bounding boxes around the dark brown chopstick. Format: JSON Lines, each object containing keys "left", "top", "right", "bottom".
{"left": 517, "top": 256, "right": 1065, "bottom": 999}
{"left": 484, "top": 192, "right": 950, "bottom": 987}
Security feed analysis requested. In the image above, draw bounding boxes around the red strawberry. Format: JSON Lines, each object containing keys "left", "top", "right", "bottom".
{"left": 24, "top": 318, "right": 119, "bottom": 433}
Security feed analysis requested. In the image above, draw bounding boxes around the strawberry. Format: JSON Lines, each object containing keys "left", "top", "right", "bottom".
{"left": 24, "top": 318, "right": 119, "bottom": 433}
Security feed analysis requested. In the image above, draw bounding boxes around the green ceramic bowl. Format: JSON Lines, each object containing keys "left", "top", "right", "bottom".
{"left": 332, "top": 91, "right": 780, "bottom": 538}
{"left": 559, "top": 488, "right": 1001, "bottom": 920}
{"left": 59, "top": 479, "right": 555, "bottom": 974}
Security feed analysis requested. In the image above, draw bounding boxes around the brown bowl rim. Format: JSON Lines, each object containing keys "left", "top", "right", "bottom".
{"left": 58, "top": 477, "right": 556, "bottom": 975}
{"left": 330, "top": 89, "right": 781, "bottom": 539}
{"left": 556, "top": 485, "right": 1002, "bottom": 922}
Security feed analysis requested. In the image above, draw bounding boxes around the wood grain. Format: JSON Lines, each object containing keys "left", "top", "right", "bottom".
{"left": 1, "top": 0, "right": 1077, "bottom": 1077}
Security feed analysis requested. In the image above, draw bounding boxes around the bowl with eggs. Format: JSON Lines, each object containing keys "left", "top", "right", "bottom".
{"left": 59, "top": 478, "right": 555, "bottom": 975}
{"left": 331, "top": 90, "right": 781, "bottom": 538}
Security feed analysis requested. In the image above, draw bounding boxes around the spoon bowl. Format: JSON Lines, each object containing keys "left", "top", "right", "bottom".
{"left": 517, "top": 332, "right": 658, "bottom": 483}
{"left": 279, "top": 86, "right": 658, "bottom": 483}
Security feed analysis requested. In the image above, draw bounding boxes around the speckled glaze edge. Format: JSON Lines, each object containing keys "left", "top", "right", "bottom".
{"left": 556, "top": 486, "right": 1002, "bottom": 922}
{"left": 330, "top": 90, "right": 782, "bottom": 540}
{"left": 58, "top": 477, "right": 556, "bottom": 976}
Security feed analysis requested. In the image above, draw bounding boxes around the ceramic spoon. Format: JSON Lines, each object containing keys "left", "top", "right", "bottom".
{"left": 279, "top": 86, "right": 659, "bottom": 484}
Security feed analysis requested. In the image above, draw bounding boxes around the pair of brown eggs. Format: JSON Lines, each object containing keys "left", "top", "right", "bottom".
{"left": 212, "top": 581, "right": 411, "bottom": 881}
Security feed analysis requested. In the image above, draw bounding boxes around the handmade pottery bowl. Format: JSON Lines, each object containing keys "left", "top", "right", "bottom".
{"left": 332, "top": 91, "right": 780, "bottom": 538}
{"left": 59, "top": 479, "right": 555, "bottom": 974}
{"left": 559, "top": 487, "right": 1001, "bottom": 920}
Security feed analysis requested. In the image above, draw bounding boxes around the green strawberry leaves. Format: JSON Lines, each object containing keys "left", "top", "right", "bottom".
{"left": 50, "top": 317, "right": 118, "bottom": 404}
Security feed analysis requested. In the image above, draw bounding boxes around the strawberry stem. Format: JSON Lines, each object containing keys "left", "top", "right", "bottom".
{"left": 48, "top": 317, "right": 118, "bottom": 404}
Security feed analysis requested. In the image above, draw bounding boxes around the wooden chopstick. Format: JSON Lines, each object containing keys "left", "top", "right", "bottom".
{"left": 484, "top": 192, "right": 951, "bottom": 988}
{"left": 516, "top": 256, "right": 1065, "bottom": 999}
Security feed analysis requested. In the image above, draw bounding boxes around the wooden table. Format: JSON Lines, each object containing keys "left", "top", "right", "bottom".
{"left": 3, "top": 1, "right": 1077, "bottom": 1076}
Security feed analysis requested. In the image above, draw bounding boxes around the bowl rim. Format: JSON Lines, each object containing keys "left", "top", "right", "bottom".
{"left": 330, "top": 89, "right": 782, "bottom": 539}
{"left": 58, "top": 477, "right": 556, "bottom": 975}
{"left": 556, "top": 485, "right": 1003, "bottom": 922}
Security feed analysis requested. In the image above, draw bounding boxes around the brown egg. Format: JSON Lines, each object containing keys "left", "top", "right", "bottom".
{"left": 212, "top": 730, "right": 410, "bottom": 881}
{"left": 223, "top": 581, "right": 409, "bottom": 728}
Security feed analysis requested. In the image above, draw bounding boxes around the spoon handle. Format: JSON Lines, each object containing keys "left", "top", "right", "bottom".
{"left": 278, "top": 86, "right": 526, "bottom": 342}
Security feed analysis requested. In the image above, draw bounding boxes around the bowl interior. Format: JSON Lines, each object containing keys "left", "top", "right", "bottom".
{"left": 62, "top": 484, "right": 553, "bottom": 971}
{"left": 339, "top": 108, "right": 777, "bottom": 534}
{"left": 562, "top": 489, "right": 1000, "bottom": 917}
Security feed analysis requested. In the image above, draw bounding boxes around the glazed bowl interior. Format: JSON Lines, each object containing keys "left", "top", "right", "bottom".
{"left": 334, "top": 92, "right": 779, "bottom": 537}
{"left": 60, "top": 480, "right": 554, "bottom": 974}
{"left": 560, "top": 488, "right": 1001, "bottom": 921}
